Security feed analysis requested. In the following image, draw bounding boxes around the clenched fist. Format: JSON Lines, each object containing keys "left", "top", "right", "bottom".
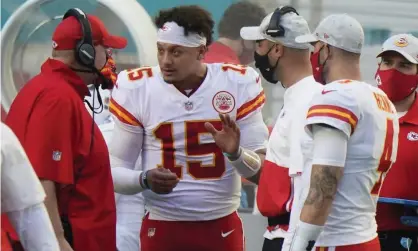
{"left": 145, "top": 168, "right": 179, "bottom": 194}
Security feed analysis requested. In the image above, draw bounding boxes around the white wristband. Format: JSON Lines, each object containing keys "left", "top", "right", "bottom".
{"left": 227, "top": 147, "right": 261, "bottom": 178}
{"left": 111, "top": 167, "right": 144, "bottom": 195}
{"left": 290, "top": 221, "right": 324, "bottom": 251}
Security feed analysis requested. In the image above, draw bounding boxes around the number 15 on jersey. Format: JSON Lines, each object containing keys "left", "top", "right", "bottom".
{"left": 153, "top": 120, "right": 226, "bottom": 180}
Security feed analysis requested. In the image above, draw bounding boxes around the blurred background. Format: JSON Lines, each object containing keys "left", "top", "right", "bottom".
{"left": 1, "top": 0, "right": 418, "bottom": 249}
{"left": 2, "top": 0, "right": 418, "bottom": 123}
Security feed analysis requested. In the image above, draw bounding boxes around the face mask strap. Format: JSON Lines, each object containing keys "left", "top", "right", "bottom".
{"left": 263, "top": 44, "right": 280, "bottom": 70}
{"left": 318, "top": 45, "right": 331, "bottom": 84}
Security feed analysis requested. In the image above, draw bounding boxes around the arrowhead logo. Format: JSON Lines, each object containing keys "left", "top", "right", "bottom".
{"left": 407, "top": 131, "right": 418, "bottom": 141}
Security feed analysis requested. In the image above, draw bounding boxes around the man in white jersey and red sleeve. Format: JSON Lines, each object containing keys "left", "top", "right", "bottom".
{"left": 108, "top": 5, "right": 269, "bottom": 251}
{"left": 1, "top": 122, "right": 60, "bottom": 250}
{"left": 282, "top": 14, "right": 400, "bottom": 251}
{"left": 235, "top": 6, "right": 323, "bottom": 251}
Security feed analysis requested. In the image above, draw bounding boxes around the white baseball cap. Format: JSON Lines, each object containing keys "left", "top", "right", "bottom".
{"left": 240, "top": 9, "right": 311, "bottom": 50}
{"left": 295, "top": 14, "right": 364, "bottom": 54}
{"left": 376, "top": 34, "right": 418, "bottom": 64}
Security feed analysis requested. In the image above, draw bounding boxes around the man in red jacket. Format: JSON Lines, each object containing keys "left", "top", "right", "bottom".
{"left": 204, "top": 1, "right": 266, "bottom": 65}
{"left": 375, "top": 34, "right": 418, "bottom": 251}
{"left": 6, "top": 8, "right": 127, "bottom": 251}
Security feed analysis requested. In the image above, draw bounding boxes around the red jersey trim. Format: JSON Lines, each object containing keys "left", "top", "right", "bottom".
{"left": 109, "top": 98, "right": 143, "bottom": 127}
{"left": 307, "top": 105, "right": 358, "bottom": 134}
{"left": 236, "top": 91, "right": 265, "bottom": 120}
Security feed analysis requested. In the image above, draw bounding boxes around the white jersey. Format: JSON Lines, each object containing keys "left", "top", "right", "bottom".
{"left": 268, "top": 76, "right": 323, "bottom": 174}
{"left": 110, "top": 63, "right": 268, "bottom": 221}
{"left": 1, "top": 123, "right": 45, "bottom": 213}
{"left": 99, "top": 119, "right": 144, "bottom": 251}
{"left": 301, "top": 79, "right": 399, "bottom": 247}
{"left": 265, "top": 76, "right": 322, "bottom": 240}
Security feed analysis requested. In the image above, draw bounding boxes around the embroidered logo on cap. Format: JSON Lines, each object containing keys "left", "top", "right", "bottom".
{"left": 394, "top": 37, "right": 408, "bottom": 47}
{"left": 161, "top": 25, "right": 170, "bottom": 32}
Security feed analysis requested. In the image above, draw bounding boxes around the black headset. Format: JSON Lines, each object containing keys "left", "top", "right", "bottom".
{"left": 63, "top": 8, "right": 96, "bottom": 68}
{"left": 265, "top": 6, "right": 299, "bottom": 38}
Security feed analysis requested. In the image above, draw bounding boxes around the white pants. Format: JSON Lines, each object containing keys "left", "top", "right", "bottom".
{"left": 116, "top": 193, "right": 145, "bottom": 251}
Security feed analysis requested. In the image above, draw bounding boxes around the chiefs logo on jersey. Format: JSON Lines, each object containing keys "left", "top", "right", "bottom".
{"left": 407, "top": 131, "right": 418, "bottom": 141}
{"left": 212, "top": 91, "right": 235, "bottom": 114}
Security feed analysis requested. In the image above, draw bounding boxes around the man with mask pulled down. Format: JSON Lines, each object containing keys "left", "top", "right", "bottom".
{"left": 6, "top": 8, "right": 127, "bottom": 251}
{"left": 375, "top": 34, "right": 418, "bottom": 251}
{"left": 212, "top": 6, "right": 323, "bottom": 251}
{"left": 285, "top": 14, "right": 399, "bottom": 251}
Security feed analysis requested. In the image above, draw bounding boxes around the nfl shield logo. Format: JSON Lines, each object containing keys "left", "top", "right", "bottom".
{"left": 184, "top": 101, "right": 193, "bottom": 111}
{"left": 148, "top": 228, "right": 156, "bottom": 237}
{"left": 52, "top": 151, "right": 62, "bottom": 161}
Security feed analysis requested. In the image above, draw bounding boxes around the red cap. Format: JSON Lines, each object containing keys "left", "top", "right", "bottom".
{"left": 52, "top": 14, "right": 127, "bottom": 50}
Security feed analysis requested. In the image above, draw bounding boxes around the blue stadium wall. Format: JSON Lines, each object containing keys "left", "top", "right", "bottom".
{"left": 1, "top": 0, "right": 239, "bottom": 52}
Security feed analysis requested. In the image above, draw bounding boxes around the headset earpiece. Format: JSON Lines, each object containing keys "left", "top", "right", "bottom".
{"left": 265, "top": 6, "right": 299, "bottom": 38}
{"left": 63, "top": 8, "right": 95, "bottom": 68}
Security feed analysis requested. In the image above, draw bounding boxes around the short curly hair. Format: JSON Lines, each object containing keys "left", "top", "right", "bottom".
{"left": 218, "top": 2, "right": 266, "bottom": 40}
{"left": 154, "top": 5, "right": 214, "bottom": 46}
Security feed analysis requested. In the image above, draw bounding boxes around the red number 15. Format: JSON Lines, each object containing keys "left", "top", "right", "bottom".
{"left": 153, "top": 121, "right": 226, "bottom": 180}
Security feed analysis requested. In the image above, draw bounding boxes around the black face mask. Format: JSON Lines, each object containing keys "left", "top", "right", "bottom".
{"left": 254, "top": 45, "right": 279, "bottom": 84}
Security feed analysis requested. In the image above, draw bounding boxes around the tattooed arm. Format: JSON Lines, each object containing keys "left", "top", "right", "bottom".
{"left": 288, "top": 125, "right": 348, "bottom": 251}
{"left": 300, "top": 165, "right": 344, "bottom": 225}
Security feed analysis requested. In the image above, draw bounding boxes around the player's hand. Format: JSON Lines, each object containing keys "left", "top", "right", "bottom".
{"left": 146, "top": 168, "right": 179, "bottom": 194}
{"left": 205, "top": 113, "right": 240, "bottom": 156}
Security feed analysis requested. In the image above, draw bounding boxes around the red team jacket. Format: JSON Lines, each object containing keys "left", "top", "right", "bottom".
{"left": 204, "top": 41, "right": 241, "bottom": 64}
{"left": 5, "top": 59, "right": 117, "bottom": 251}
{"left": 376, "top": 93, "right": 418, "bottom": 231}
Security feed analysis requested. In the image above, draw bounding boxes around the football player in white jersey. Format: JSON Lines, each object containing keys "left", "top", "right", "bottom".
{"left": 283, "top": 14, "right": 400, "bottom": 251}
{"left": 85, "top": 57, "right": 145, "bottom": 251}
{"left": 234, "top": 6, "right": 323, "bottom": 251}
{"left": 1, "top": 122, "right": 59, "bottom": 250}
{"left": 108, "top": 5, "right": 268, "bottom": 251}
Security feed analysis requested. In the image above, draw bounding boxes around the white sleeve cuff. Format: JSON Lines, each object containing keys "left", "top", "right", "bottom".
{"left": 111, "top": 167, "right": 144, "bottom": 194}
{"left": 289, "top": 221, "right": 324, "bottom": 251}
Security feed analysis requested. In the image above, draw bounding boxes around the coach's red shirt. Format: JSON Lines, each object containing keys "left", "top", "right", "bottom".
{"left": 6, "top": 59, "right": 116, "bottom": 250}
{"left": 204, "top": 41, "right": 240, "bottom": 64}
{"left": 376, "top": 93, "right": 418, "bottom": 231}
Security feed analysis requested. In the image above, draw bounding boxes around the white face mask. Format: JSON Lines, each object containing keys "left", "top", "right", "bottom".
{"left": 85, "top": 87, "right": 112, "bottom": 125}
